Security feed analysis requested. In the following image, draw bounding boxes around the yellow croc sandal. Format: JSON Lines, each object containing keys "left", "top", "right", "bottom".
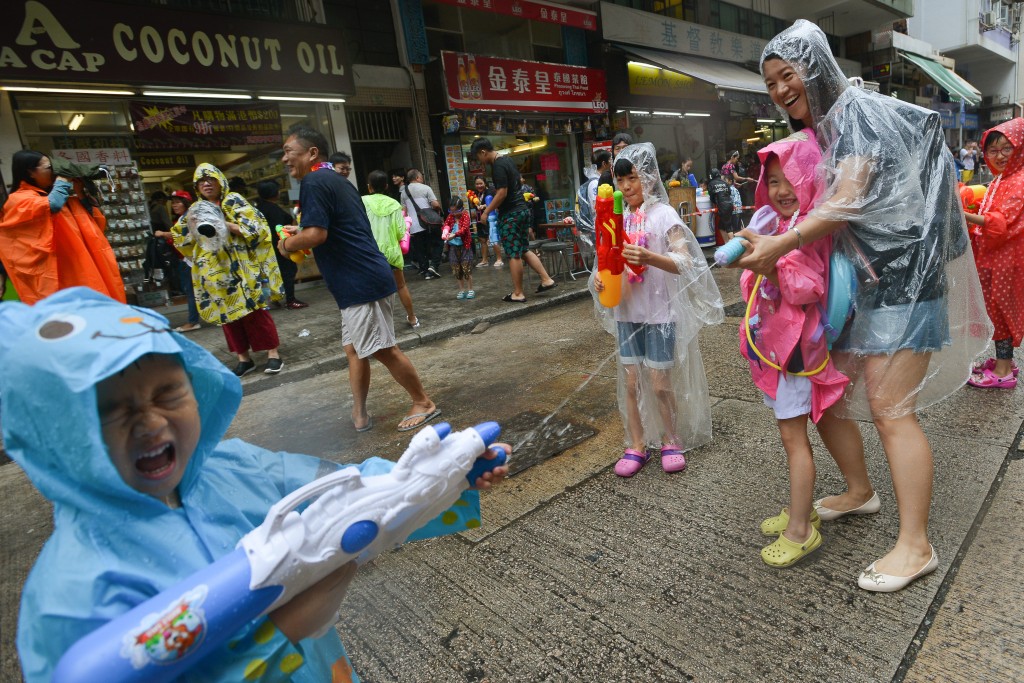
{"left": 760, "top": 527, "right": 822, "bottom": 568}
{"left": 760, "top": 507, "right": 822, "bottom": 536}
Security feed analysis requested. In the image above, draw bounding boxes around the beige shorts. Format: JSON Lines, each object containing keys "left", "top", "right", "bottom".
{"left": 340, "top": 295, "right": 397, "bottom": 359}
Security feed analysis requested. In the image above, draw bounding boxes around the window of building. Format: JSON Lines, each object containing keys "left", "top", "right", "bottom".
{"left": 129, "top": 0, "right": 296, "bottom": 21}
{"left": 324, "top": 0, "right": 401, "bottom": 67}
{"left": 422, "top": 0, "right": 568, "bottom": 63}
{"left": 608, "top": 0, "right": 695, "bottom": 20}
{"left": 461, "top": 9, "right": 534, "bottom": 60}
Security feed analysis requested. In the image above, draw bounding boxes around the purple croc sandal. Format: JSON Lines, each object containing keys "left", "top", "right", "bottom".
{"left": 614, "top": 449, "right": 651, "bottom": 478}
{"left": 660, "top": 444, "right": 687, "bottom": 473}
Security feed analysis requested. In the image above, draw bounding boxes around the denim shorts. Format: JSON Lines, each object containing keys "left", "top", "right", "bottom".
{"left": 835, "top": 298, "right": 950, "bottom": 355}
{"left": 616, "top": 321, "right": 676, "bottom": 369}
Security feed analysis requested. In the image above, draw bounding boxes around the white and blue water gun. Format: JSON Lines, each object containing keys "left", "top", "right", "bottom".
{"left": 713, "top": 205, "right": 780, "bottom": 266}
{"left": 53, "top": 421, "right": 505, "bottom": 683}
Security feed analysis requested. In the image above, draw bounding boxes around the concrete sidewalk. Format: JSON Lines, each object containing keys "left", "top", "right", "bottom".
{"left": 162, "top": 259, "right": 593, "bottom": 394}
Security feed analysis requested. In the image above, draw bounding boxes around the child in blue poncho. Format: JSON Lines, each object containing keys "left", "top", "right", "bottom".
{"left": 2, "top": 288, "right": 507, "bottom": 683}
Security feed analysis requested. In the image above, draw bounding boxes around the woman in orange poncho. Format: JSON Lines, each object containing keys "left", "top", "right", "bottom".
{"left": 0, "top": 151, "right": 124, "bottom": 305}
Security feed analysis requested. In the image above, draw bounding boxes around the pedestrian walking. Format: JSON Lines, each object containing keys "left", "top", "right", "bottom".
{"left": 362, "top": 170, "right": 419, "bottom": 328}
{"left": 471, "top": 138, "right": 557, "bottom": 303}
{"left": 279, "top": 125, "right": 440, "bottom": 432}
{"left": 402, "top": 169, "right": 444, "bottom": 279}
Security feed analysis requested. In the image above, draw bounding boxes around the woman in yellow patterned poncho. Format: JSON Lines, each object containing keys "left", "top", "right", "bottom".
{"left": 172, "top": 162, "right": 286, "bottom": 376}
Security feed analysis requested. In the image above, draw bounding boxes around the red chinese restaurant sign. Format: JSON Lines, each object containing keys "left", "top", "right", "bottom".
{"left": 433, "top": 0, "right": 597, "bottom": 31}
{"left": 442, "top": 52, "right": 607, "bottom": 114}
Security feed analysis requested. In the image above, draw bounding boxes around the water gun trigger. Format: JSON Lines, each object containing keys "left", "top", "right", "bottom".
{"left": 466, "top": 448, "right": 508, "bottom": 485}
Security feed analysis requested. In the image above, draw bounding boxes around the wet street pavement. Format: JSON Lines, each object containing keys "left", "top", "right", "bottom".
{"left": 2, "top": 265, "right": 1023, "bottom": 682}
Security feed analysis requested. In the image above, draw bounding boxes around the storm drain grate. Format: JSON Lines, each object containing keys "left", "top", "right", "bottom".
{"left": 498, "top": 411, "right": 597, "bottom": 476}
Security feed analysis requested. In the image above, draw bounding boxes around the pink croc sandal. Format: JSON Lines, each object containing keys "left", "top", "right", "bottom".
{"left": 967, "top": 368, "right": 1017, "bottom": 389}
{"left": 972, "top": 358, "right": 1019, "bottom": 377}
{"left": 614, "top": 449, "right": 651, "bottom": 478}
{"left": 660, "top": 444, "right": 687, "bottom": 473}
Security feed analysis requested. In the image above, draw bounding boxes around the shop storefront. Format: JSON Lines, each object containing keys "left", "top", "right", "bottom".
{"left": 432, "top": 51, "right": 609, "bottom": 223}
{"left": 1, "top": 0, "right": 353, "bottom": 305}
{"left": 600, "top": 2, "right": 778, "bottom": 183}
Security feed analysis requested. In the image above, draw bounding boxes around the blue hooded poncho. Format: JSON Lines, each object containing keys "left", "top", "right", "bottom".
{"left": 2, "top": 288, "right": 480, "bottom": 682}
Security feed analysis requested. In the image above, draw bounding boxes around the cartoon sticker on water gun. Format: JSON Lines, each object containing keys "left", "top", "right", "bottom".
{"left": 53, "top": 422, "right": 507, "bottom": 683}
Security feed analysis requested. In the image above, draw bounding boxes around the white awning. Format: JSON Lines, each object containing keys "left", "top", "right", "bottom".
{"left": 619, "top": 45, "right": 767, "bottom": 95}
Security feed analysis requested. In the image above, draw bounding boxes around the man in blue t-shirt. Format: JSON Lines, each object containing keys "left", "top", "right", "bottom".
{"left": 278, "top": 125, "right": 440, "bottom": 433}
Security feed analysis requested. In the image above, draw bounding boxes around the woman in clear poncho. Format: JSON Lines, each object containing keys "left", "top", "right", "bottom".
{"left": 737, "top": 20, "right": 991, "bottom": 591}
{"left": 591, "top": 143, "right": 722, "bottom": 477}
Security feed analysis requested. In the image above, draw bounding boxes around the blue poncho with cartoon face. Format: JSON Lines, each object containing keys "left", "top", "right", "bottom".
{"left": 1, "top": 289, "right": 479, "bottom": 682}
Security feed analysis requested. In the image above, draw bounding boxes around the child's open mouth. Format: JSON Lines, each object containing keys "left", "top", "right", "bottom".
{"left": 135, "top": 443, "right": 176, "bottom": 480}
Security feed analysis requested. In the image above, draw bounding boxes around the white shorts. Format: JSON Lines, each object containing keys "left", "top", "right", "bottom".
{"left": 763, "top": 373, "right": 812, "bottom": 420}
{"left": 340, "top": 295, "right": 397, "bottom": 359}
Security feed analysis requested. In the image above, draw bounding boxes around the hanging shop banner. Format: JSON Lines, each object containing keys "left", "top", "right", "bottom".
{"left": 627, "top": 62, "right": 718, "bottom": 100}
{"left": 129, "top": 102, "right": 281, "bottom": 150}
{"left": 601, "top": 2, "right": 765, "bottom": 65}
{"left": 442, "top": 51, "right": 607, "bottom": 114}
{"left": 136, "top": 153, "right": 198, "bottom": 171}
{"left": 51, "top": 148, "right": 132, "bottom": 165}
{"left": 433, "top": 0, "right": 597, "bottom": 31}
{"left": 0, "top": 0, "right": 354, "bottom": 94}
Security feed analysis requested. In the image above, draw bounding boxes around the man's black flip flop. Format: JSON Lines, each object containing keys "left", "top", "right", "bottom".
{"left": 502, "top": 293, "right": 527, "bottom": 303}
{"left": 536, "top": 282, "right": 558, "bottom": 293}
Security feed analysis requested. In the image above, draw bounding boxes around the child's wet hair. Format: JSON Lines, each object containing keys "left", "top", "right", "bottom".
{"left": 449, "top": 196, "right": 464, "bottom": 211}
{"left": 613, "top": 157, "right": 635, "bottom": 178}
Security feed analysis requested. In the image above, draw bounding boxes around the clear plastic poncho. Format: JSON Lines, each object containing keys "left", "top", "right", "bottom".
{"left": 760, "top": 20, "right": 992, "bottom": 419}
{"left": 590, "top": 143, "right": 723, "bottom": 451}
{"left": 575, "top": 164, "right": 600, "bottom": 253}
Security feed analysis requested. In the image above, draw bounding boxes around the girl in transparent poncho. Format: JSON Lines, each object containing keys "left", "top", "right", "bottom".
{"left": 737, "top": 20, "right": 991, "bottom": 592}
{"left": 591, "top": 143, "right": 723, "bottom": 478}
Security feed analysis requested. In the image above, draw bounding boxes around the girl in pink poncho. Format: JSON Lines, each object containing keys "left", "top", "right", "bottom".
{"left": 739, "top": 132, "right": 852, "bottom": 568}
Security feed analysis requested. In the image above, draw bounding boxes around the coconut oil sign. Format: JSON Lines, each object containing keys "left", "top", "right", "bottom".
{"left": 0, "top": 0, "right": 355, "bottom": 94}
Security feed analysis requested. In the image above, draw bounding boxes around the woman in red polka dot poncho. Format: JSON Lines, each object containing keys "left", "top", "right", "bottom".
{"left": 965, "top": 117, "right": 1024, "bottom": 388}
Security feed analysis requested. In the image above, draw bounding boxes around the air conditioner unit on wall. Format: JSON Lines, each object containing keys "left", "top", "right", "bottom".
{"left": 982, "top": 11, "right": 999, "bottom": 26}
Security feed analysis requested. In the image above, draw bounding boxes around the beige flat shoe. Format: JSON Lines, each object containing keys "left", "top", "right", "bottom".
{"left": 814, "top": 492, "right": 880, "bottom": 521}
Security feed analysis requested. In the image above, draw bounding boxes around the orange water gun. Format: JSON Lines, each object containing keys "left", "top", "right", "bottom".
{"left": 466, "top": 190, "right": 482, "bottom": 208}
{"left": 960, "top": 184, "right": 986, "bottom": 213}
{"left": 595, "top": 184, "right": 625, "bottom": 307}
{"left": 275, "top": 225, "right": 309, "bottom": 264}
{"left": 959, "top": 184, "right": 987, "bottom": 237}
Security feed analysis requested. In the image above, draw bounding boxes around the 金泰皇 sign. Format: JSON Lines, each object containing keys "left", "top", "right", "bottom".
{"left": 442, "top": 52, "right": 607, "bottom": 114}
